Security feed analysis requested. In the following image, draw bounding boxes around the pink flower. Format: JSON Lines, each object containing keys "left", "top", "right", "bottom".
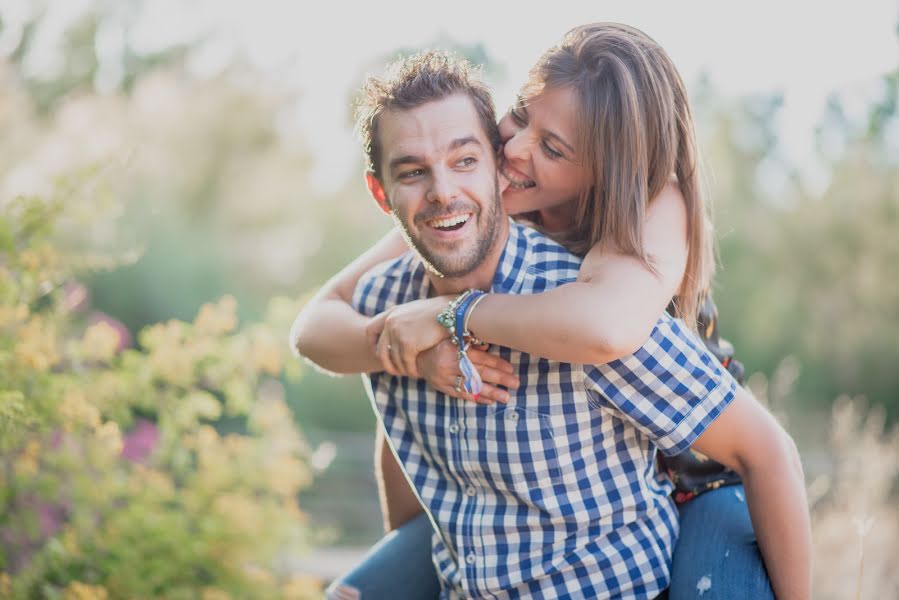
{"left": 121, "top": 419, "right": 159, "bottom": 463}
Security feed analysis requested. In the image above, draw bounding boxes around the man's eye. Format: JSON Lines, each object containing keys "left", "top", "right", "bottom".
{"left": 457, "top": 157, "right": 476, "bottom": 167}
{"left": 398, "top": 169, "right": 424, "bottom": 179}
{"left": 509, "top": 108, "right": 527, "bottom": 125}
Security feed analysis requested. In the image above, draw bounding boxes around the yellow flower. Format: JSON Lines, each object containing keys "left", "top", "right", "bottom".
{"left": 251, "top": 331, "right": 283, "bottom": 376}
{"left": 62, "top": 526, "right": 81, "bottom": 556}
{"left": 148, "top": 346, "right": 194, "bottom": 385}
{"left": 196, "top": 426, "right": 233, "bottom": 490}
{"left": 62, "top": 581, "right": 109, "bottom": 600}
{"left": 195, "top": 295, "right": 238, "bottom": 336}
{"left": 14, "top": 438, "right": 41, "bottom": 477}
{"left": 94, "top": 421, "right": 123, "bottom": 457}
{"left": 130, "top": 465, "right": 175, "bottom": 498}
{"left": 19, "top": 249, "right": 41, "bottom": 270}
{"left": 245, "top": 564, "right": 276, "bottom": 586}
{"left": 59, "top": 389, "right": 101, "bottom": 430}
{"left": 83, "top": 321, "right": 119, "bottom": 362}
{"left": 264, "top": 455, "right": 310, "bottom": 498}
{"left": 37, "top": 244, "right": 59, "bottom": 269}
{"left": 15, "top": 317, "right": 59, "bottom": 371}
{"left": 213, "top": 492, "right": 265, "bottom": 537}
{"left": 188, "top": 391, "right": 222, "bottom": 420}
{"left": 0, "top": 303, "right": 29, "bottom": 327}
{"left": 282, "top": 575, "right": 322, "bottom": 599}
{"left": 201, "top": 588, "right": 233, "bottom": 600}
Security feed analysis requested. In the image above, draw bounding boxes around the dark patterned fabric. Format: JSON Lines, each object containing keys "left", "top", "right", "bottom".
{"left": 661, "top": 294, "right": 744, "bottom": 503}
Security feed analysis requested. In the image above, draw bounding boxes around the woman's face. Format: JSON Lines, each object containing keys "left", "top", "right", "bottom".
{"left": 498, "top": 85, "right": 592, "bottom": 220}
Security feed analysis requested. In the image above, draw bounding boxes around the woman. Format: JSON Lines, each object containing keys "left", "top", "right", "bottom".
{"left": 295, "top": 23, "right": 775, "bottom": 599}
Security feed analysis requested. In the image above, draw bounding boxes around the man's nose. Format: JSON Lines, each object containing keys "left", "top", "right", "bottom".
{"left": 426, "top": 168, "right": 458, "bottom": 204}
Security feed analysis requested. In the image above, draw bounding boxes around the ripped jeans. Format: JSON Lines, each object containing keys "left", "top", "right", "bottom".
{"left": 326, "top": 484, "right": 774, "bottom": 599}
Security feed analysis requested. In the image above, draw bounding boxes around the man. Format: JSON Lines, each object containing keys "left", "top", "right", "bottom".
{"left": 347, "top": 51, "right": 810, "bottom": 599}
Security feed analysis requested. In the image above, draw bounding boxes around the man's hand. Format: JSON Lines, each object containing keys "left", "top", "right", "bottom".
{"left": 417, "top": 339, "right": 519, "bottom": 404}
{"left": 366, "top": 296, "right": 453, "bottom": 377}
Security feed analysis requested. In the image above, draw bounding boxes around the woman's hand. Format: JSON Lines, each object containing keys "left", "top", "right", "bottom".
{"left": 366, "top": 296, "right": 455, "bottom": 377}
{"left": 416, "top": 339, "right": 520, "bottom": 405}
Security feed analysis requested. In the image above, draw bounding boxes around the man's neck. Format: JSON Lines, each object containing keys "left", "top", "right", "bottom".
{"left": 428, "top": 219, "right": 510, "bottom": 297}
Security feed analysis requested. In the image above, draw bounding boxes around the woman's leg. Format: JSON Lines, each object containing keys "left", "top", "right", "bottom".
{"left": 668, "top": 484, "right": 774, "bottom": 599}
{"left": 326, "top": 511, "right": 441, "bottom": 600}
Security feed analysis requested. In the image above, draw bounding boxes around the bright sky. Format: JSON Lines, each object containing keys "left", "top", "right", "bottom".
{"left": 4, "top": 0, "right": 899, "bottom": 192}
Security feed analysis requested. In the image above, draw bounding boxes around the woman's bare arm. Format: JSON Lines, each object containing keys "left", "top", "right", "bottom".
{"left": 692, "top": 389, "right": 812, "bottom": 599}
{"left": 370, "top": 182, "right": 689, "bottom": 369}
{"left": 289, "top": 228, "right": 408, "bottom": 374}
{"left": 464, "top": 182, "right": 688, "bottom": 364}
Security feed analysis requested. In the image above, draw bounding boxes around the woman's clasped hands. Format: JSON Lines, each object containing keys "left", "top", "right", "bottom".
{"left": 366, "top": 296, "right": 519, "bottom": 404}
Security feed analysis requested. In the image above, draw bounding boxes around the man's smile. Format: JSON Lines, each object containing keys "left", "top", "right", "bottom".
{"left": 427, "top": 212, "right": 472, "bottom": 231}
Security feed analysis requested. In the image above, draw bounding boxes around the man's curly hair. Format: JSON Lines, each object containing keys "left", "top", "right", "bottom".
{"left": 355, "top": 50, "right": 501, "bottom": 180}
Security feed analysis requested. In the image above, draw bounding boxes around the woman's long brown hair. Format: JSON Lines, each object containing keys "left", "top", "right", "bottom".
{"left": 524, "top": 22, "right": 713, "bottom": 329}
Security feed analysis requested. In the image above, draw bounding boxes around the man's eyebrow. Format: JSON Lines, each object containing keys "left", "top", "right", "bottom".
{"left": 388, "top": 136, "right": 483, "bottom": 172}
{"left": 448, "top": 136, "right": 482, "bottom": 151}
{"left": 388, "top": 155, "right": 422, "bottom": 171}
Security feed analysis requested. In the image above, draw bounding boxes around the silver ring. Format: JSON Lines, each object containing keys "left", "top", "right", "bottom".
{"left": 453, "top": 375, "right": 464, "bottom": 393}
{"left": 387, "top": 344, "right": 393, "bottom": 351}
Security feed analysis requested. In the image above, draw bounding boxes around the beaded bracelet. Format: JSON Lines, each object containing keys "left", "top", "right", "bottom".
{"left": 462, "top": 293, "right": 487, "bottom": 346}
{"left": 436, "top": 289, "right": 486, "bottom": 397}
{"left": 436, "top": 289, "right": 476, "bottom": 342}
{"left": 453, "top": 290, "right": 486, "bottom": 346}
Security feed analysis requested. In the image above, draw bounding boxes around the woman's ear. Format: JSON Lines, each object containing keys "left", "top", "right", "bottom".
{"left": 365, "top": 173, "right": 391, "bottom": 214}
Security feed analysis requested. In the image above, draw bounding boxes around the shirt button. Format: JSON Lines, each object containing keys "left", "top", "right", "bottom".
{"left": 448, "top": 423, "right": 460, "bottom": 434}
{"left": 465, "top": 486, "right": 476, "bottom": 497}
{"left": 466, "top": 552, "right": 477, "bottom": 565}
{"left": 508, "top": 411, "right": 520, "bottom": 422}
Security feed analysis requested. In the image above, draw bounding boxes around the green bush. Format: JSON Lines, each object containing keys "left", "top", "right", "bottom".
{"left": 0, "top": 178, "right": 319, "bottom": 598}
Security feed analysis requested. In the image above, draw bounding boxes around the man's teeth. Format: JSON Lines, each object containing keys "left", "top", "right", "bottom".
{"left": 431, "top": 214, "right": 470, "bottom": 229}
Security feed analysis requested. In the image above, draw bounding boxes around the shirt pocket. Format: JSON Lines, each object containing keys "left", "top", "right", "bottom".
{"left": 477, "top": 406, "right": 563, "bottom": 491}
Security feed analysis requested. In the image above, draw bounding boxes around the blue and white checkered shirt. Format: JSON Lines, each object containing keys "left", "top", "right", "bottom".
{"left": 353, "top": 221, "right": 738, "bottom": 599}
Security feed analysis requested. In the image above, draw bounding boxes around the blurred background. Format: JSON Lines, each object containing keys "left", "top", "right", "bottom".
{"left": 1, "top": 0, "right": 898, "bottom": 597}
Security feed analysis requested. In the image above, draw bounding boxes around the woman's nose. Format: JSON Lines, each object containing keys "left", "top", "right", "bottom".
{"left": 503, "top": 129, "right": 529, "bottom": 164}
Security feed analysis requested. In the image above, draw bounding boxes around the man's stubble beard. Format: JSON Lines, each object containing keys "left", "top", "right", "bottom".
{"left": 390, "top": 180, "right": 503, "bottom": 279}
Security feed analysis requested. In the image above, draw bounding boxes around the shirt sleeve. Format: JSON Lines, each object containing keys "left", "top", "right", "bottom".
{"left": 583, "top": 315, "right": 738, "bottom": 456}
{"left": 351, "top": 269, "right": 382, "bottom": 317}
{"left": 351, "top": 256, "right": 412, "bottom": 317}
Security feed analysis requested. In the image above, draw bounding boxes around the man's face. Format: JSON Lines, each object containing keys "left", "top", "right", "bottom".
{"left": 374, "top": 94, "right": 503, "bottom": 278}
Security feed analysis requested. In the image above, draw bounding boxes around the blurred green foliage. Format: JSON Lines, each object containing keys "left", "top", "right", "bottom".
{"left": 700, "top": 76, "right": 899, "bottom": 420}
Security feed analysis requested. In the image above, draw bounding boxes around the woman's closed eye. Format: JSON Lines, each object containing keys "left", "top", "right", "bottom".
{"left": 541, "top": 141, "right": 564, "bottom": 160}
{"left": 509, "top": 107, "right": 527, "bottom": 125}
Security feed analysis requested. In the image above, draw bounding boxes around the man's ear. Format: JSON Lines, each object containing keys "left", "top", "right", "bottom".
{"left": 365, "top": 172, "right": 391, "bottom": 215}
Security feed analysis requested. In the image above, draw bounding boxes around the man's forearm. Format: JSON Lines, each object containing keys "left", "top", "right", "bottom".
{"left": 741, "top": 435, "right": 812, "bottom": 599}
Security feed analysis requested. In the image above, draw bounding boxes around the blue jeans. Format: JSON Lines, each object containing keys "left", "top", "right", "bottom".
{"left": 326, "top": 512, "right": 441, "bottom": 600}
{"left": 668, "top": 484, "right": 774, "bottom": 599}
{"left": 328, "top": 485, "right": 772, "bottom": 599}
